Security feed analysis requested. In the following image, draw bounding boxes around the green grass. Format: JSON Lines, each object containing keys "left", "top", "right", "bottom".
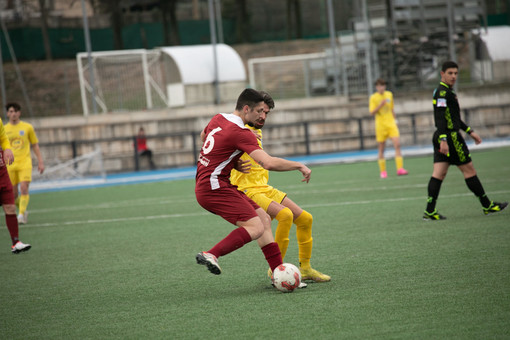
{"left": 1, "top": 147, "right": 509, "bottom": 339}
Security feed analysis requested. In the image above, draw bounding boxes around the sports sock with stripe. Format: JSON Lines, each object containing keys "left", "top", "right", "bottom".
{"left": 465, "top": 175, "right": 491, "bottom": 208}
{"left": 426, "top": 177, "right": 443, "bottom": 213}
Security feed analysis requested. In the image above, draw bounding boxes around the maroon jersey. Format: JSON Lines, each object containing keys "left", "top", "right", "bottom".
{"left": 0, "top": 151, "right": 15, "bottom": 205}
{"left": 196, "top": 113, "right": 261, "bottom": 191}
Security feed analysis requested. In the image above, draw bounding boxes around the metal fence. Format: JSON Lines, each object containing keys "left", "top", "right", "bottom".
{"left": 37, "top": 103, "right": 510, "bottom": 175}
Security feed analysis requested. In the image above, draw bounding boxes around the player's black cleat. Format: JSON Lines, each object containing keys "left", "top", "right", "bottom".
{"left": 483, "top": 201, "right": 508, "bottom": 215}
{"left": 423, "top": 210, "right": 447, "bottom": 221}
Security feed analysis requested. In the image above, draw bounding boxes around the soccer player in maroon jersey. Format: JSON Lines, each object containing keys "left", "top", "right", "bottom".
{"left": 0, "top": 118, "right": 31, "bottom": 254}
{"left": 195, "top": 89, "right": 311, "bottom": 278}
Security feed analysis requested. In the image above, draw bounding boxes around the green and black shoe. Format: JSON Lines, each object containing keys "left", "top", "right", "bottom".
{"left": 483, "top": 201, "right": 508, "bottom": 215}
{"left": 423, "top": 210, "right": 447, "bottom": 221}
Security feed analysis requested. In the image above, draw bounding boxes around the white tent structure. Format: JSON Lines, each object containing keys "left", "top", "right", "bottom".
{"left": 472, "top": 26, "right": 510, "bottom": 82}
{"left": 77, "top": 44, "right": 246, "bottom": 115}
{"left": 159, "top": 44, "right": 247, "bottom": 107}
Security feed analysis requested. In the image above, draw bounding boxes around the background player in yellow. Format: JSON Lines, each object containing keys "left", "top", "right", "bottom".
{"left": 231, "top": 91, "right": 330, "bottom": 283}
{"left": 5, "top": 103, "right": 45, "bottom": 224}
{"left": 369, "top": 78, "right": 408, "bottom": 178}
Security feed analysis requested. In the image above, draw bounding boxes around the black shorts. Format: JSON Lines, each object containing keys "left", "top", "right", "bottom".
{"left": 432, "top": 130, "right": 472, "bottom": 166}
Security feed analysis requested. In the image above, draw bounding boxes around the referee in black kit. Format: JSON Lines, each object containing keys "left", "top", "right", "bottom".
{"left": 423, "top": 60, "right": 507, "bottom": 220}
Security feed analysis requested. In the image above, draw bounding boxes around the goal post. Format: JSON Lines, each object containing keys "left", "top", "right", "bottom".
{"left": 76, "top": 49, "right": 169, "bottom": 116}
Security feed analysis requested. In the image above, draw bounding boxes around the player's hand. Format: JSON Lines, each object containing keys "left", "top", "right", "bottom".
{"left": 235, "top": 159, "right": 251, "bottom": 173}
{"left": 300, "top": 165, "right": 312, "bottom": 183}
{"left": 470, "top": 132, "right": 482, "bottom": 145}
{"left": 3, "top": 149, "right": 14, "bottom": 165}
{"left": 439, "top": 140, "right": 449, "bottom": 156}
{"left": 38, "top": 162, "right": 45, "bottom": 174}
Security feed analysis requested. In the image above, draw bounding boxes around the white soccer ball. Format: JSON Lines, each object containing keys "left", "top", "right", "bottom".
{"left": 272, "top": 263, "right": 301, "bottom": 293}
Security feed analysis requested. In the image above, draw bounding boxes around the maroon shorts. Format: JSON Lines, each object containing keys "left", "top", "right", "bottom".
{"left": 0, "top": 171, "right": 14, "bottom": 206}
{"left": 195, "top": 186, "right": 260, "bottom": 225}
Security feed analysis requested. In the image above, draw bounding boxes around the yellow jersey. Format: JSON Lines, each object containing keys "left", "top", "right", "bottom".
{"left": 0, "top": 120, "right": 12, "bottom": 152}
{"left": 230, "top": 125, "right": 270, "bottom": 191}
{"left": 369, "top": 90, "right": 395, "bottom": 124}
{"left": 5, "top": 121, "right": 39, "bottom": 169}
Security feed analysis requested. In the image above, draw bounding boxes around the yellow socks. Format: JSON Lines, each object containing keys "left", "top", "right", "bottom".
{"left": 378, "top": 159, "right": 386, "bottom": 173}
{"left": 395, "top": 156, "right": 404, "bottom": 170}
{"left": 19, "top": 195, "right": 30, "bottom": 215}
{"left": 274, "top": 208, "right": 293, "bottom": 260}
{"left": 295, "top": 210, "right": 313, "bottom": 269}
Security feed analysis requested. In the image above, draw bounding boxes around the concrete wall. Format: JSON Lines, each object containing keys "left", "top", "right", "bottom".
{"left": 32, "top": 83, "right": 510, "bottom": 173}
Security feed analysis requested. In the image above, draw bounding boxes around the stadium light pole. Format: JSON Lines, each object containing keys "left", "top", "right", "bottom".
{"left": 208, "top": 0, "right": 220, "bottom": 105}
{"left": 81, "top": 0, "right": 97, "bottom": 115}
{"left": 326, "top": 0, "right": 340, "bottom": 96}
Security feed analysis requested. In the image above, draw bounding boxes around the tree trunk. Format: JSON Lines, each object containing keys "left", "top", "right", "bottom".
{"left": 110, "top": 0, "right": 124, "bottom": 50}
{"left": 38, "top": 0, "right": 53, "bottom": 60}
{"left": 161, "top": 0, "right": 180, "bottom": 45}
{"left": 235, "top": 0, "right": 250, "bottom": 43}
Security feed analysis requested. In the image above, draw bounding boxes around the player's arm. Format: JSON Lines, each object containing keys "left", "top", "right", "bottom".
{"left": 32, "top": 143, "right": 45, "bottom": 174}
{"left": 0, "top": 122, "right": 13, "bottom": 164}
{"left": 248, "top": 149, "right": 311, "bottom": 183}
{"left": 433, "top": 93, "right": 450, "bottom": 155}
{"left": 459, "top": 121, "right": 482, "bottom": 145}
{"left": 369, "top": 97, "right": 385, "bottom": 116}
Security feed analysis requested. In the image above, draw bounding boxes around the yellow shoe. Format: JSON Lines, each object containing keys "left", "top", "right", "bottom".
{"left": 300, "top": 267, "right": 331, "bottom": 282}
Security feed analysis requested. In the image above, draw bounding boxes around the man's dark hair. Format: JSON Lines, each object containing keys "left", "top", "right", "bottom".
{"left": 259, "top": 90, "right": 275, "bottom": 110}
{"left": 441, "top": 61, "right": 458, "bottom": 72}
{"left": 375, "top": 78, "right": 386, "bottom": 86}
{"left": 6, "top": 102, "right": 21, "bottom": 112}
{"left": 235, "top": 88, "right": 264, "bottom": 111}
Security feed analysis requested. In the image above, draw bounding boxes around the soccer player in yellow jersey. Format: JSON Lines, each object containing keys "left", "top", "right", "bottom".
{"left": 231, "top": 91, "right": 330, "bottom": 283}
{"left": 5, "top": 103, "right": 45, "bottom": 224}
{"left": 369, "top": 78, "right": 408, "bottom": 178}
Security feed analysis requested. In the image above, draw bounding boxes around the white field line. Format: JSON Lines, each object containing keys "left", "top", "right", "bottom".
{"left": 21, "top": 189, "right": 510, "bottom": 229}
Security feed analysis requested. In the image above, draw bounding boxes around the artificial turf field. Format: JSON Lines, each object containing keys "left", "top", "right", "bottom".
{"left": 1, "top": 147, "right": 509, "bottom": 339}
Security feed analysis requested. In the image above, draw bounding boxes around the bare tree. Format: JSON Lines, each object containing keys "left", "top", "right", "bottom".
{"left": 160, "top": 0, "right": 180, "bottom": 46}
{"left": 286, "top": 0, "right": 302, "bottom": 40}
{"left": 37, "top": 0, "right": 53, "bottom": 60}
{"left": 94, "top": 0, "right": 124, "bottom": 50}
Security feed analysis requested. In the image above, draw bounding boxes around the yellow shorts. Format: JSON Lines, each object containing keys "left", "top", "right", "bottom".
{"left": 7, "top": 167, "right": 32, "bottom": 185}
{"left": 243, "top": 186, "right": 287, "bottom": 211}
{"left": 375, "top": 121, "right": 400, "bottom": 143}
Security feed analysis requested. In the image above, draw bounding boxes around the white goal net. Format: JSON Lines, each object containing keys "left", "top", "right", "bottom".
{"left": 77, "top": 49, "right": 169, "bottom": 116}
{"left": 32, "top": 147, "right": 106, "bottom": 190}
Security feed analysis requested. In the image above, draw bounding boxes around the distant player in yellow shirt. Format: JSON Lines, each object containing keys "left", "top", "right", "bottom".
{"left": 369, "top": 78, "right": 408, "bottom": 178}
{"left": 231, "top": 91, "right": 330, "bottom": 283}
{"left": 5, "top": 103, "right": 45, "bottom": 224}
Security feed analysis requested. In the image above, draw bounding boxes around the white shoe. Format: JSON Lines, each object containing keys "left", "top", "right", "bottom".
{"left": 196, "top": 251, "right": 222, "bottom": 275}
{"left": 17, "top": 212, "right": 28, "bottom": 224}
{"left": 298, "top": 281, "right": 308, "bottom": 288}
{"left": 12, "top": 241, "right": 31, "bottom": 254}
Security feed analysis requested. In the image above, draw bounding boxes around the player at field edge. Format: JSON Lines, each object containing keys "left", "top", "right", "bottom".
{"left": 369, "top": 78, "right": 408, "bottom": 178}
{"left": 5, "top": 102, "right": 45, "bottom": 224}
{"left": 230, "top": 91, "right": 331, "bottom": 283}
{"left": 423, "top": 60, "right": 508, "bottom": 220}
{"left": 195, "top": 88, "right": 312, "bottom": 282}
{"left": 0, "top": 115, "right": 31, "bottom": 253}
